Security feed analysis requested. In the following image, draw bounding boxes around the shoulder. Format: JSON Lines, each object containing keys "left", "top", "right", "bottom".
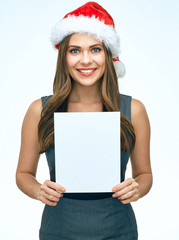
{"left": 131, "top": 98, "right": 146, "bottom": 116}
{"left": 28, "top": 99, "right": 42, "bottom": 115}
{"left": 131, "top": 98, "right": 150, "bottom": 130}
{"left": 23, "top": 99, "right": 42, "bottom": 124}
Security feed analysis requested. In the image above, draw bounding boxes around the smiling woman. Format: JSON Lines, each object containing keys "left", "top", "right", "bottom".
{"left": 16, "top": 2, "right": 152, "bottom": 240}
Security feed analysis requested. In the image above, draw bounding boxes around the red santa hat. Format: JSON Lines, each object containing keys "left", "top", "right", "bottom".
{"left": 51, "top": 1, "right": 126, "bottom": 78}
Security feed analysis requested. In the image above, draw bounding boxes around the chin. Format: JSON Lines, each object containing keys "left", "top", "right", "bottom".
{"left": 72, "top": 74, "right": 103, "bottom": 86}
{"left": 78, "top": 78, "right": 101, "bottom": 87}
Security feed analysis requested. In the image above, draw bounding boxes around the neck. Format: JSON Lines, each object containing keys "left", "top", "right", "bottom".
{"left": 68, "top": 81, "right": 102, "bottom": 104}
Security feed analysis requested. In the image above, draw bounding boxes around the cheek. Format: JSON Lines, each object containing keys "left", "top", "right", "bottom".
{"left": 95, "top": 53, "right": 105, "bottom": 68}
{"left": 66, "top": 55, "right": 78, "bottom": 69}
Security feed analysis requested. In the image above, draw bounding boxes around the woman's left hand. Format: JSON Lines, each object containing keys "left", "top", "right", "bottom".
{"left": 112, "top": 178, "right": 139, "bottom": 204}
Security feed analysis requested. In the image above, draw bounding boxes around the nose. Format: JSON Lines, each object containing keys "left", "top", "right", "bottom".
{"left": 80, "top": 51, "right": 92, "bottom": 65}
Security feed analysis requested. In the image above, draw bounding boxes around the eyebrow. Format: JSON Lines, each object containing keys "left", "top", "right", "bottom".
{"left": 68, "top": 44, "right": 103, "bottom": 49}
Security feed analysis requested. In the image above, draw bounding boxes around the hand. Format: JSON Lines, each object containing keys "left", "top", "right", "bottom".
{"left": 37, "top": 180, "right": 66, "bottom": 206}
{"left": 112, "top": 178, "right": 139, "bottom": 204}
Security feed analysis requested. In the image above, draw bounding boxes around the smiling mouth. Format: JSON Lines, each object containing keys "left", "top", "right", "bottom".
{"left": 77, "top": 68, "right": 96, "bottom": 73}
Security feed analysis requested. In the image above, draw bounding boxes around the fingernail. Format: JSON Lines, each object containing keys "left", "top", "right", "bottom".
{"left": 112, "top": 188, "right": 116, "bottom": 191}
{"left": 62, "top": 188, "right": 66, "bottom": 191}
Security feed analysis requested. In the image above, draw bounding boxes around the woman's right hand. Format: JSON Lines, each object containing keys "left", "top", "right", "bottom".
{"left": 37, "top": 180, "right": 66, "bottom": 206}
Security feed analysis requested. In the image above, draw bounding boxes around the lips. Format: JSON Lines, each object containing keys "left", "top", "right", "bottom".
{"left": 77, "top": 68, "right": 96, "bottom": 73}
{"left": 76, "top": 68, "right": 97, "bottom": 76}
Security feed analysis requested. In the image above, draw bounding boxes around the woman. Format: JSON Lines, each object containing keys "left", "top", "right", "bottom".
{"left": 16, "top": 2, "right": 152, "bottom": 239}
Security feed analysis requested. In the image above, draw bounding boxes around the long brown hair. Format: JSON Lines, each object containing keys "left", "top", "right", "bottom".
{"left": 38, "top": 34, "right": 136, "bottom": 154}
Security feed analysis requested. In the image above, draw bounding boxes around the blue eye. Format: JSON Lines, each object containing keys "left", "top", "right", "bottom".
{"left": 70, "top": 49, "right": 79, "bottom": 54}
{"left": 92, "top": 48, "right": 101, "bottom": 53}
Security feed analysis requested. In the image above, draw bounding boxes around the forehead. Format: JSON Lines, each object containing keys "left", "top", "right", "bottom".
{"left": 68, "top": 33, "right": 103, "bottom": 46}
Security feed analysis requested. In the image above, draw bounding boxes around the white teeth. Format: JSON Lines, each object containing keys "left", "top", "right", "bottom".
{"left": 78, "top": 69, "right": 95, "bottom": 73}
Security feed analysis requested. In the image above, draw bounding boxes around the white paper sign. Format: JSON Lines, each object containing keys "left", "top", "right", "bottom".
{"left": 54, "top": 112, "right": 120, "bottom": 193}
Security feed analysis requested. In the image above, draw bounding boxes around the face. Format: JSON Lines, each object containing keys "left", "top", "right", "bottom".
{"left": 66, "top": 33, "right": 105, "bottom": 87}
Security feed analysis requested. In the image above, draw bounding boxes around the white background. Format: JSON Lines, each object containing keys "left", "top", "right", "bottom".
{"left": 0, "top": 0, "right": 179, "bottom": 239}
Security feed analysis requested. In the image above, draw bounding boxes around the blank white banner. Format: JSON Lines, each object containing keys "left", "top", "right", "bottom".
{"left": 54, "top": 111, "right": 120, "bottom": 193}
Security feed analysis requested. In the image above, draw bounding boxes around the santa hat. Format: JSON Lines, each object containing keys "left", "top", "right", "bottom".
{"left": 51, "top": 1, "right": 126, "bottom": 78}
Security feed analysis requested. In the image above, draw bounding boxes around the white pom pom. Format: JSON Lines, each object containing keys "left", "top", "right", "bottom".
{"left": 113, "top": 60, "right": 126, "bottom": 78}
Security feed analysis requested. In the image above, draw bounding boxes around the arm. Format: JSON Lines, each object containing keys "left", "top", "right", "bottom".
{"left": 112, "top": 98, "right": 153, "bottom": 204}
{"left": 130, "top": 98, "right": 152, "bottom": 199}
{"left": 16, "top": 99, "right": 66, "bottom": 206}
